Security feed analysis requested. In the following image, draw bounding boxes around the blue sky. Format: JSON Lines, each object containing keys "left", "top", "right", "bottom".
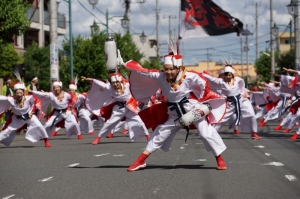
{"left": 57, "top": 0, "right": 293, "bottom": 65}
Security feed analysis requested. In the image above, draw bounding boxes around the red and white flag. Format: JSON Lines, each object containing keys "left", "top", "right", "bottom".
{"left": 179, "top": 0, "right": 252, "bottom": 39}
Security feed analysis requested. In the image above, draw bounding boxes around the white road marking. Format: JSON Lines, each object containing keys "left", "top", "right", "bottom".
{"left": 254, "top": 145, "right": 265, "bottom": 148}
{"left": 38, "top": 176, "right": 54, "bottom": 182}
{"left": 285, "top": 175, "right": 297, "bottom": 181}
{"left": 180, "top": 147, "right": 185, "bottom": 149}
{"left": 194, "top": 159, "right": 207, "bottom": 162}
{"left": 153, "top": 188, "right": 160, "bottom": 194}
{"left": 94, "top": 153, "right": 110, "bottom": 157}
{"left": 2, "top": 194, "right": 15, "bottom": 199}
{"left": 195, "top": 143, "right": 202, "bottom": 145}
{"left": 265, "top": 153, "right": 271, "bottom": 156}
{"left": 262, "top": 162, "right": 284, "bottom": 166}
{"left": 68, "top": 163, "right": 80, "bottom": 167}
{"left": 113, "top": 154, "right": 124, "bottom": 157}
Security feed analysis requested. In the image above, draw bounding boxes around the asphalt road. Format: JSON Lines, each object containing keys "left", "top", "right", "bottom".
{"left": 1, "top": 122, "right": 300, "bottom": 199}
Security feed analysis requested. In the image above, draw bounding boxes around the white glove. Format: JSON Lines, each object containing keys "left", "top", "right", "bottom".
{"left": 117, "top": 49, "right": 124, "bottom": 66}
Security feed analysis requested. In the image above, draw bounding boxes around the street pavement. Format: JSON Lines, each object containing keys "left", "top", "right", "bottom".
{"left": 1, "top": 121, "right": 300, "bottom": 199}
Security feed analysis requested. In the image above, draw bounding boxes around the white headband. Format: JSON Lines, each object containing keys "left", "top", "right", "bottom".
{"left": 32, "top": 77, "right": 38, "bottom": 82}
{"left": 164, "top": 55, "right": 182, "bottom": 67}
{"left": 69, "top": 84, "right": 77, "bottom": 90}
{"left": 14, "top": 83, "right": 25, "bottom": 90}
{"left": 224, "top": 66, "right": 235, "bottom": 74}
{"left": 110, "top": 75, "right": 122, "bottom": 82}
{"left": 53, "top": 81, "right": 62, "bottom": 87}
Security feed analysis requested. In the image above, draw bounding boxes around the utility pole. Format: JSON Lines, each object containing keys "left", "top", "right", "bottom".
{"left": 163, "top": 15, "right": 176, "bottom": 37}
{"left": 270, "top": 0, "right": 275, "bottom": 73}
{"left": 255, "top": 2, "right": 259, "bottom": 61}
{"left": 206, "top": 48, "right": 211, "bottom": 71}
{"left": 240, "top": 37, "right": 244, "bottom": 77}
{"left": 156, "top": 0, "right": 159, "bottom": 59}
{"left": 245, "top": 24, "right": 249, "bottom": 82}
{"left": 294, "top": 2, "right": 300, "bottom": 70}
{"left": 124, "top": 0, "right": 130, "bottom": 34}
{"left": 50, "top": 0, "right": 59, "bottom": 83}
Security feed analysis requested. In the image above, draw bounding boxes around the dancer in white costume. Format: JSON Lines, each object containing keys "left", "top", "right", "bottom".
{"left": 202, "top": 65, "right": 262, "bottom": 140}
{"left": 106, "top": 120, "right": 128, "bottom": 138}
{"left": 124, "top": 43, "right": 227, "bottom": 171}
{"left": 68, "top": 77, "right": 96, "bottom": 136}
{"left": 0, "top": 78, "right": 51, "bottom": 147}
{"left": 82, "top": 73, "right": 150, "bottom": 145}
{"left": 29, "top": 81, "right": 82, "bottom": 139}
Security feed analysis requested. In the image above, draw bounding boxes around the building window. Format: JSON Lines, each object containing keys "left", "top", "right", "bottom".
{"left": 284, "top": 39, "right": 289, "bottom": 44}
{"left": 149, "top": 40, "right": 157, "bottom": 48}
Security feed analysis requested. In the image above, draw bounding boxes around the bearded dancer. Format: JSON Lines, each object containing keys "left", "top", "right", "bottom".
{"left": 29, "top": 81, "right": 82, "bottom": 139}
{"left": 124, "top": 39, "right": 227, "bottom": 171}
{"left": 0, "top": 74, "right": 51, "bottom": 147}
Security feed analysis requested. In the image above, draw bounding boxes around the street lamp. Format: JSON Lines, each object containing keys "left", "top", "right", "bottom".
{"left": 139, "top": 31, "right": 147, "bottom": 44}
{"left": 121, "top": 14, "right": 130, "bottom": 33}
{"left": 272, "top": 23, "right": 279, "bottom": 51}
{"left": 287, "top": 0, "right": 300, "bottom": 70}
{"left": 87, "top": 8, "right": 123, "bottom": 35}
{"left": 90, "top": 20, "right": 100, "bottom": 35}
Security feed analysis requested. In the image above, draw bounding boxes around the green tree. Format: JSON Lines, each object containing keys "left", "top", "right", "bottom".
{"left": 277, "top": 49, "right": 295, "bottom": 73}
{"left": 23, "top": 42, "right": 51, "bottom": 91}
{"left": 255, "top": 50, "right": 281, "bottom": 82}
{"left": 0, "top": 0, "right": 31, "bottom": 45}
{"left": 61, "top": 31, "right": 145, "bottom": 92}
{"left": 0, "top": 43, "right": 22, "bottom": 77}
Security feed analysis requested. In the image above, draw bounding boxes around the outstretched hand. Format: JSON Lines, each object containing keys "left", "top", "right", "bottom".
{"left": 81, "top": 76, "right": 93, "bottom": 82}
{"left": 117, "top": 49, "right": 125, "bottom": 66}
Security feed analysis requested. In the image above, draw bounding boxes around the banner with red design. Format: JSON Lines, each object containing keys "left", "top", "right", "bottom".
{"left": 179, "top": 0, "right": 252, "bottom": 39}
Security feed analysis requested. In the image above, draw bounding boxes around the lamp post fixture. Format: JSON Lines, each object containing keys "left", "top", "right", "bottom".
{"left": 121, "top": 14, "right": 130, "bottom": 34}
{"left": 287, "top": 0, "right": 300, "bottom": 70}
{"left": 87, "top": 7, "right": 125, "bottom": 35}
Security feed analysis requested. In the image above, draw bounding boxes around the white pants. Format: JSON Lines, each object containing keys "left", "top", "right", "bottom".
{"left": 78, "top": 108, "right": 94, "bottom": 133}
{"left": 111, "top": 120, "right": 127, "bottom": 134}
{"left": 44, "top": 111, "right": 80, "bottom": 137}
{"left": 281, "top": 109, "right": 300, "bottom": 128}
{"left": 0, "top": 115, "right": 48, "bottom": 147}
{"left": 264, "top": 100, "right": 284, "bottom": 122}
{"left": 98, "top": 105, "right": 148, "bottom": 141}
{"left": 214, "top": 98, "right": 257, "bottom": 132}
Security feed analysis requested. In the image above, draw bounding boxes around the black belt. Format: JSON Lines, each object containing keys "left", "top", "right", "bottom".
{"left": 168, "top": 97, "right": 190, "bottom": 142}
{"left": 16, "top": 112, "right": 30, "bottom": 121}
{"left": 280, "top": 95, "right": 288, "bottom": 116}
{"left": 117, "top": 101, "right": 126, "bottom": 109}
{"left": 50, "top": 108, "right": 67, "bottom": 129}
{"left": 227, "top": 94, "right": 241, "bottom": 126}
{"left": 284, "top": 95, "right": 299, "bottom": 114}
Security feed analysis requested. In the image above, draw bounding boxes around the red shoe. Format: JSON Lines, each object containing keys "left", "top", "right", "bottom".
{"left": 106, "top": 132, "right": 114, "bottom": 138}
{"left": 294, "top": 123, "right": 299, "bottom": 127}
{"left": 77, "top": 135, "right": 83, "bottom": 139}
{"left": 89, "top": 131, "right": 94, "bottom": 135}
{"left": 51, "top": 131, "right": 57, "bottom": 137}
{"left": 216, "top": 155, "right": 226, "bottom": 170}
{"left": 146, "top": 134, "right": 151, "bottom": 140}
{"left": 121, "top": 129, "right": 128, "bottom": 134}
{"left": 259, "top": 122, "right": 266, "bottom": 127}
{"left": 283, "top": 128, "right": 291, "bottom": 133}
{"left": 234, "top": 130, "right": 240, "bottom": 134}
{"left": 127, "top": 153, "right": 148, "bottom": 172}
{"left": 43, "top": 138, "right": 51, "bottom": 147}
{"left": 274, "top": 125, "right": 282, "bottom": 130}
{"left": 259, "top": 118, "right": 265, "bottom": 124}
{"left": 291, "top": 133, "right": 299, "bottom": 140}
{"left": 251, "top": 132, "right": 261, "bottom": 140}
{"left": 92, "top": 136, "right": 100, "bottom": 145}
